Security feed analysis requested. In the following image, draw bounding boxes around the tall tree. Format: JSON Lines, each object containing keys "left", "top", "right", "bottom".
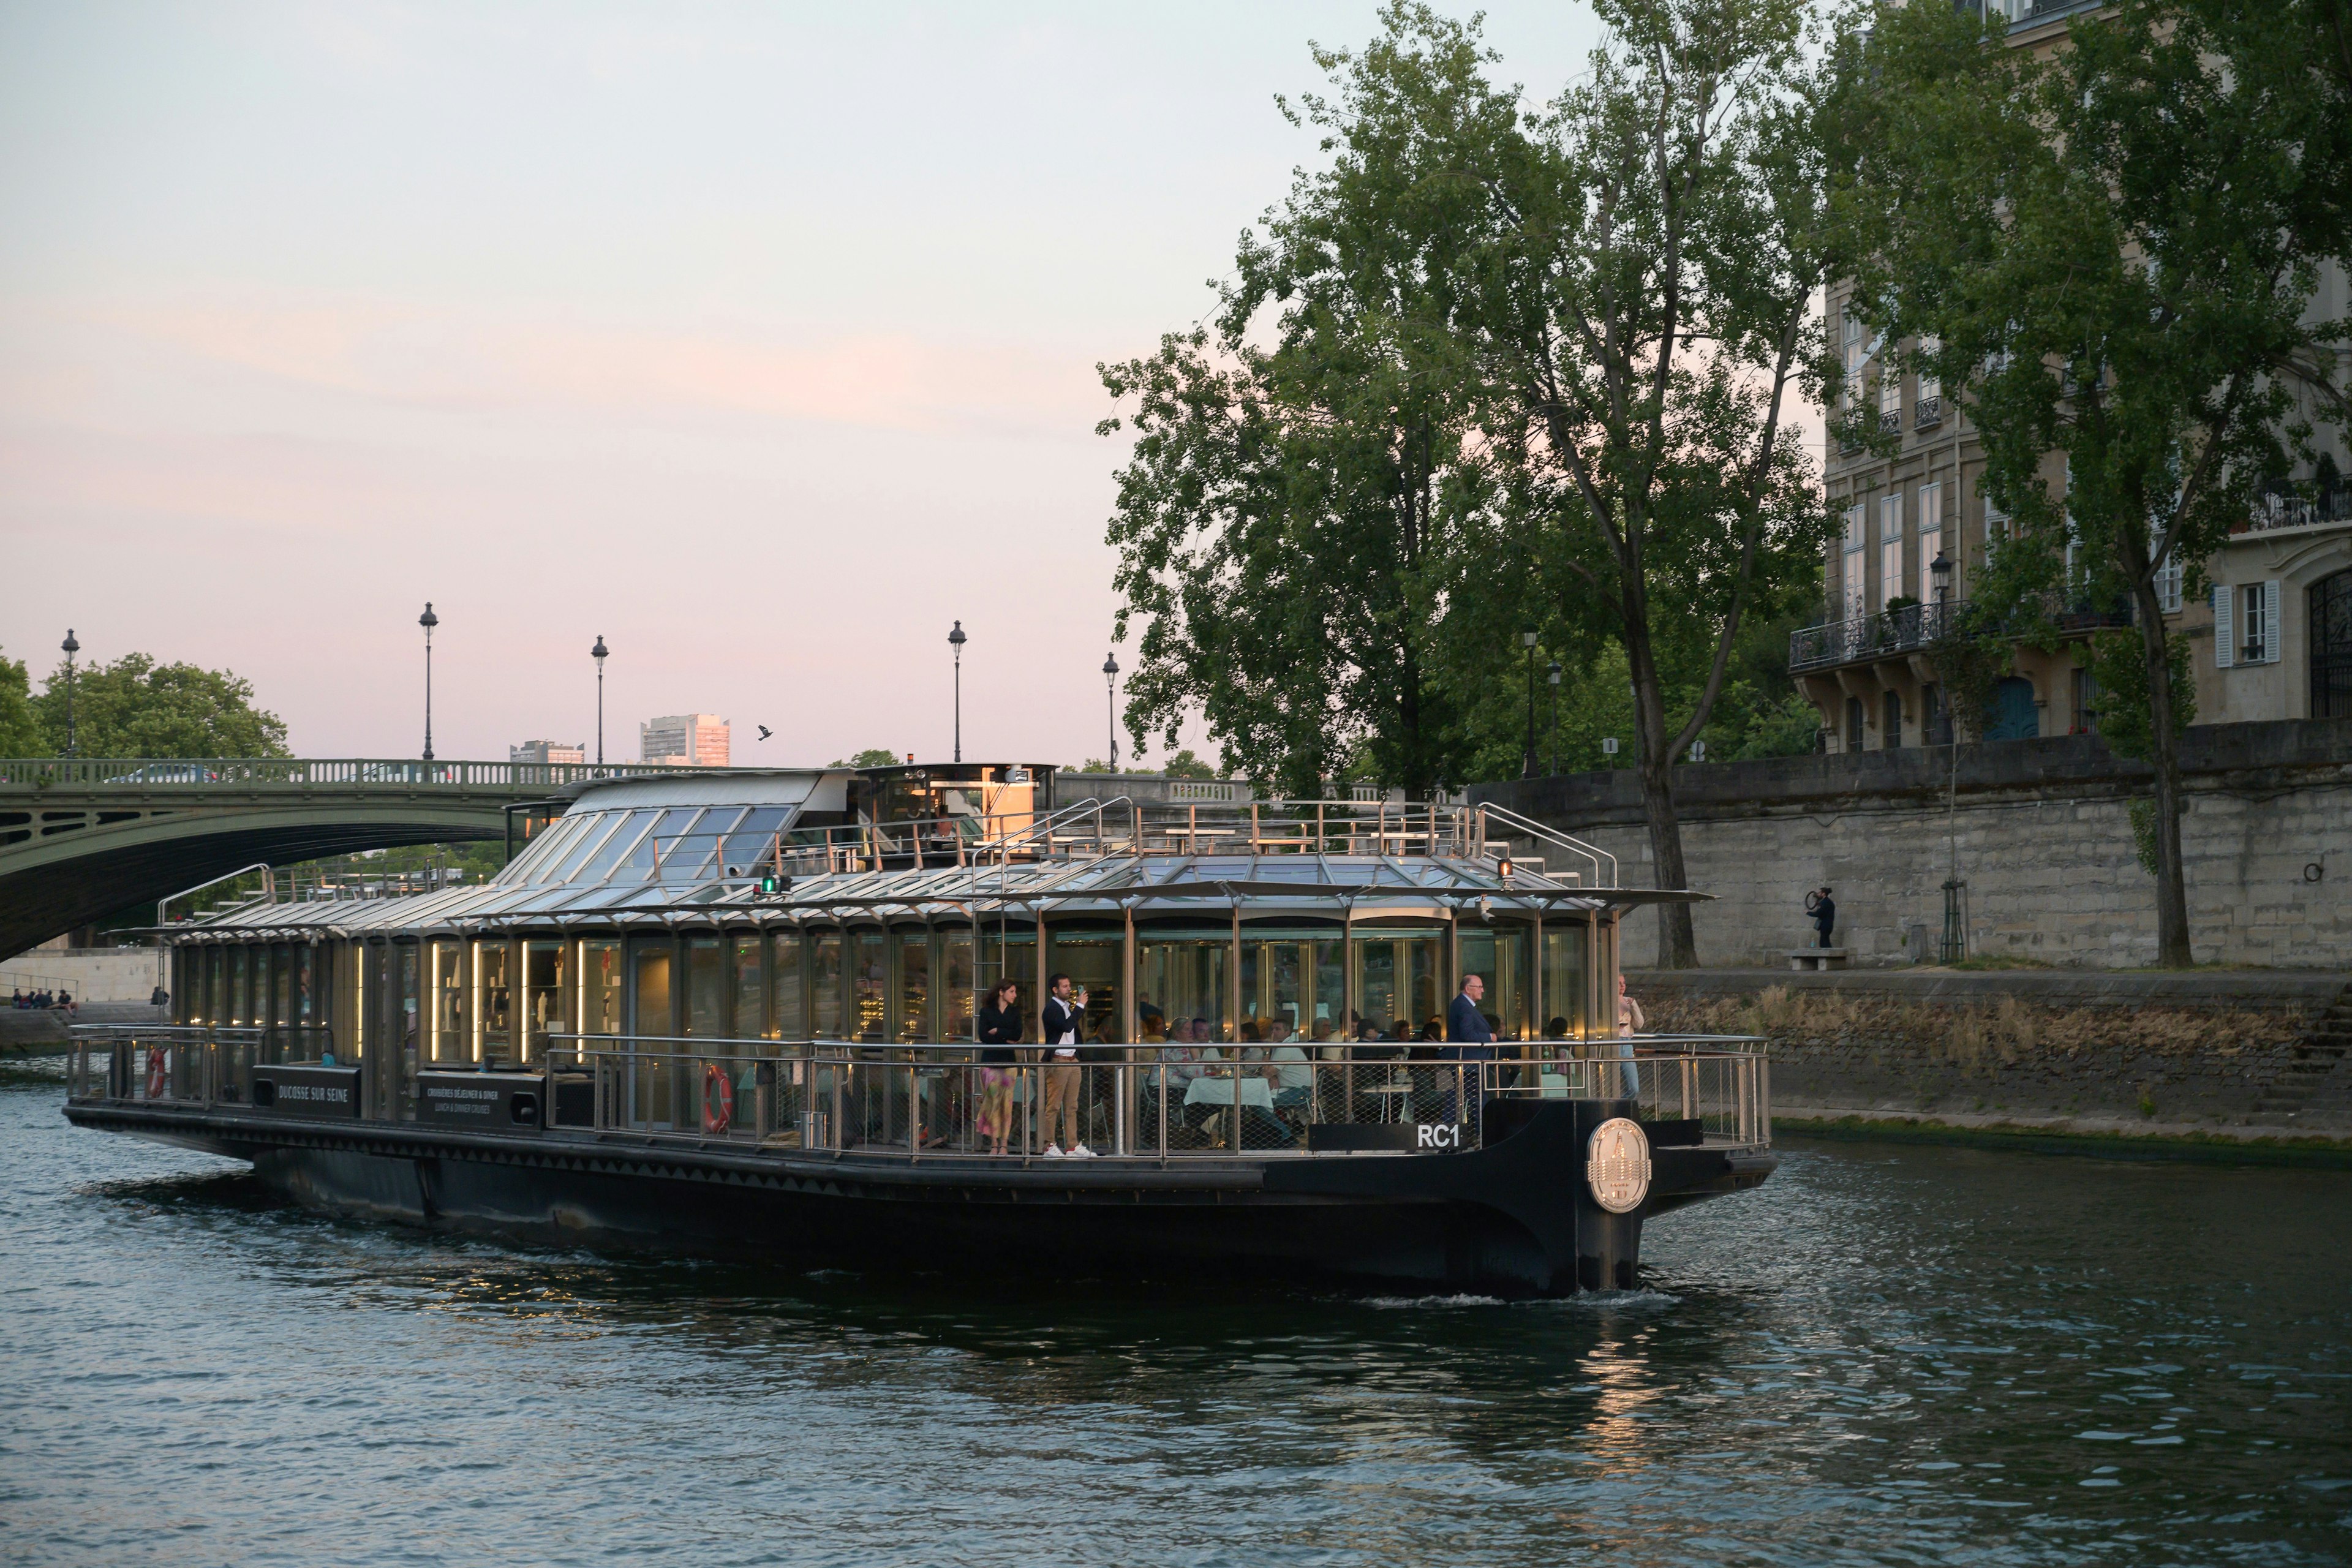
{"left": 0, "top": 649, "right": 39, "bottom": 756}
{"left": 1468, "top": 0, "right": 1845, "bottom": 962}
{"left": 30, "top": 652, "right": 290, "bottom": 758}
{"left": 1845, "top": 0, "right": 2351, "bottom": 967}
{"left": 1099, "top": 12, "right": 1513, "bottom": 799}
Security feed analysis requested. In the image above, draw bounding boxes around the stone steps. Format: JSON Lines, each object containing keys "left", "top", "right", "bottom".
{"left": 2255, "top": 987, "right": 2352, "bottom": 1110}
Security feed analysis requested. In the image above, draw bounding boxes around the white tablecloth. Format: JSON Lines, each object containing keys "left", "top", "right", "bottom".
{"left": 1183, "top": 1076, "right": 1276, "bottom": 1110}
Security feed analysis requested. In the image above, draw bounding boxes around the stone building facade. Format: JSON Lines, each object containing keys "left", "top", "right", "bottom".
{"left": 1800, "top": 0, "right": 2351, "bottom": 753}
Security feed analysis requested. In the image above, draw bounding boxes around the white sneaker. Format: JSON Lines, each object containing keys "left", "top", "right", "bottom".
{"left": 1071, "top": 1144, "right": 1096, "bottom": 1158}
{"left": 1044, "top": 1144, "right": 1065, "bottom": 1158}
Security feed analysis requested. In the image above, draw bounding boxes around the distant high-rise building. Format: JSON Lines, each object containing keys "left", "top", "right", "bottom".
{"left": 509, "top": 740, "right": 587, "bottom": 765}
{"left": 639, "top": 714, "right": 730, "bottom": 767}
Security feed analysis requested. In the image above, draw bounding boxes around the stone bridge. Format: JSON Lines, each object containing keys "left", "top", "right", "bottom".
{"left": 0, "top": 758, "right": 689, "bottom": 956}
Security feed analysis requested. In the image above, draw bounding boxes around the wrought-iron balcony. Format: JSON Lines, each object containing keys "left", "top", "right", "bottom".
{"left": 1914, "top": 394, "right": 1942, "bottom": 428}
{"left": 2244, "top": 479, "right": 2351, "bottom": 535}
{"left": 1790, "top": 600, "right": 1961, "bottom": 673}
{"left": 1789, "top": 594, "right": 2132, "bottom": 674}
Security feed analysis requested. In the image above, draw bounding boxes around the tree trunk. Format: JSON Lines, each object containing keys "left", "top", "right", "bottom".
{"left": 2132, "top": 578, "right": 2193, "bottom": 967}
{"left": 1625, "top": 616, "right": 1698, "bottom": 967}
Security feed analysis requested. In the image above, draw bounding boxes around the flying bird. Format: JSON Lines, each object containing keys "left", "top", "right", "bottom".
{"left": 756, "top": 725, "right": 772, "bottom": 742}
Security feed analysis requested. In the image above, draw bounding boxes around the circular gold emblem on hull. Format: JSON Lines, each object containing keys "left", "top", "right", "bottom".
{"left": 1586, "top": 1117, "right": 1653, "bottom": 1214}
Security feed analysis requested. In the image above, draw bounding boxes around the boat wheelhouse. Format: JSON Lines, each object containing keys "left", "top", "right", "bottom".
{"left": 64, "top": 766, "right": 1773, "bottom": 1295}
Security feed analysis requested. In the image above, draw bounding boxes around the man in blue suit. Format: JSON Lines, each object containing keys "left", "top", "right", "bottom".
{"left": 1444, "top": 974, "right": 1496, "bottom": 1130}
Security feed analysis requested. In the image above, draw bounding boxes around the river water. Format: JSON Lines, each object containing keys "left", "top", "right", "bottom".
{"left": 2, "top": 1063, "right": 2346, "bottom": 1567}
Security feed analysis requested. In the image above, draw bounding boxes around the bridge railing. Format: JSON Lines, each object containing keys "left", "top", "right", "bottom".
{"left": 0, "top": 758, "right": 701, "bottom": 789}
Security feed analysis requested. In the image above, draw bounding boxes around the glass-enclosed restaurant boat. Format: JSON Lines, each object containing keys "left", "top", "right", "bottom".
{"left": 64, "top": 765, "right": 1773, "bottom": 1295}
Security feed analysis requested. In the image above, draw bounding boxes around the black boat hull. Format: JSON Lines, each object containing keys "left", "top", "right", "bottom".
{"left": 65, "top": 1098, "right": 1773, "bottom": 1297}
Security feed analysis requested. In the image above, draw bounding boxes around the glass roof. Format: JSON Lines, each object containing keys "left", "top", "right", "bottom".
{"left": 171, "top": 848, "right": 1697, "bottom": 941}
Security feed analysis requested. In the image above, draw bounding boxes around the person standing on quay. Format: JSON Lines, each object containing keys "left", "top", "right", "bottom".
{"left": 1040, "top": 973, "right": 1091, "bottom": 1158}
{"left": 1804, "top": 886, "right": 1836, "bottom": 949}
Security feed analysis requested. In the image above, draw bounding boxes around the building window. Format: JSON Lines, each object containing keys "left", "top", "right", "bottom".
{"left": 1985, "top": 496, "right": 2008, "bottom": 568}
{"left": 1916, "top": 335, "right": 1942, "bottom": 424}
{"left": 2241, "top": 582, "right": 2278, "bottom": 664}
{"left": 2313, "top": 570, "right": 2352, "bottom": 718}
{"left": 1879, "top": 494, "right": 1904, "bottom": 611}
{"left": 2152, "top": 535, "right": 2183, "bottom": 614}
{"left": 2070, "top": 666, "right": 2100, "bottom": 735}
{"left": 1883, "top": 688, "right": 1903, "bottom": 749}
{"left": 1842, "top": 502, "right": 1867, "bottom": 620}
{"left": 1845, "top": 696, "right": 1864, "bottom": 753}
{"left": 1917, "top": 481, "right": 1943, "bottom": 603}
{"left": 1842, "top": 311, "right": 1865, "bottom": 409}
{"left": 1879, "top": 366, "right": 1901, "bottom": 432}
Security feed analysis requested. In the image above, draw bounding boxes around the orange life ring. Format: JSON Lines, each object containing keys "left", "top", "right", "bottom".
{"left": 146, "top": 1045, "right": 168, "bottom": 1100}
{"left": 702, "top": 1062, "right": 734, "bottom": 1134}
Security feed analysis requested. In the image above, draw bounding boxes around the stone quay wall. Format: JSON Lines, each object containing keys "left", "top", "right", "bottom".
{"left": 1474, "top": 719, "right": 2352, "bottom": 971}
{"left": 1626, "top": 968, "right": 2352, "bottom": 1132}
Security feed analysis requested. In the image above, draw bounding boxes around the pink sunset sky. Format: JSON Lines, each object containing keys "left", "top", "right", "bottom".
{"left": 0, "top": 1, "right": 1621, "bottom": 768}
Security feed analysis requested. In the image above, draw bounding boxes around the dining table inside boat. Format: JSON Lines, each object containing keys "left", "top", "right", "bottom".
{"left": 1178, "top": 1074, "right": 1276, "bottom": 1111}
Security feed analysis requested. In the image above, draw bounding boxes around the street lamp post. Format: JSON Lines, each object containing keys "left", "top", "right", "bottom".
{"left": 1547, "top": 660, "right": 1561, "bottom": 776}
{"left": 948, "top": 620, "right": 967, "bottom": 763}
{"left": 418, "top": 603, "right": 438, "bottom": 764}
{"left": 591, "top": 635, "right": 609, "bottom": 766}
{"left": 60, "top": 629, "right": 80, "bottom": 758}
{"left": 1102, "top": 652, "right": 1120, "bottom": 772}
{"left": 1520, "top": 631, "right": 1540, "bottom": 778}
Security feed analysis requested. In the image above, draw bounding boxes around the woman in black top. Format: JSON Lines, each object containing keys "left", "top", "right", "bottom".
{"left": 974, "top": 979, "right": 1022, "bottom": 1155}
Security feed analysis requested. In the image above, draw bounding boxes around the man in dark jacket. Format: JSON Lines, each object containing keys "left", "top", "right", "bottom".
{"left": 1442, "top": 974, "right": 1497, "bottom": 1128}
{"left": 1805, "top": 887, "right": 1838, "bottom": 948}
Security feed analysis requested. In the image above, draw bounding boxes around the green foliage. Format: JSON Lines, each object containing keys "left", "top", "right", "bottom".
{"left": 30, "top": 652, "right": 288, "bottom": 758}
{"left": 830, "top": 748, "right": 905, "bottom": 769}
{"left": 2128, "top": 798, "right": 2160, "bottom": 877}
{"left": 1926, "top": 607, "right": 2013, "bottom": 744}
{"left": 0, "top": 649, "right": 39, "bottom": 755}
{"left": 1156, "top": 748, "right": 1219, "bottom": 780}
{"left": 2081, "top": 629, "right": 2195, "bottom": 762}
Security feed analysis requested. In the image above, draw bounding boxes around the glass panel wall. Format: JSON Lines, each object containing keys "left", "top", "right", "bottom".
{"left": 430, "top": 940, "right": 466, "bottom": 1063}
{"left": 850, "top": 930, "right": 888, "bottom": 1042}
{"left": 477, "top": 942, "right": 513, "bottom": 1061}
{"left": 522, "top": 941, "right": 565, "bottom": 1062}
{"left": 208, "top": 948, "right": 227, "bottom": 1027}
{"left": 271, "top": 945, "right": 293, "bottom": 1030}
{"left": 1456, "top": 925, "right": 1531, "bottom": 1043}
{"left": 398, "top": 943, "right": 420, "bottom": 1118}
{"left": 938, "top": 927, "right": 975, "bottom": 1044}
{"left": 731, "top": 935, "right": 764, "bottom": 1039}
{"left": 811, "top": 933, "right": 844, "bottom": 1038}
{"left": 1352, "top": 927, "right": 1444, "bottom": 1045}
{"left": 1050, "top": 929, "right": 1122, "bottom": 1044}
{"left": 894, "top": 929, "right": 930, "bottom": 1044}
{"left": 683, "top": 937, "right": 726, "bottom": 1041}
{"left": 575, "top": 811, "right": 650, "bottom": 883}
{"left": 1541, "top": 922, "right": 1591, "bottom": 1042}
{"left": 582, "top": 940, "right": 624, "bottom": 1036}
{"left": 770, "top": 934, "right": 805, "bottom": 1038}
{"left": 1136, "top": 930, "right": 1230, "bottom": 1044}
{"left": 1238, "top": 928, "right": 1342, "bottom": 1049}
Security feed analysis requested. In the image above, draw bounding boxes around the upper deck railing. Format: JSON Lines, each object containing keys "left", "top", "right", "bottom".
{"left": 734, "top": 797, "right": 1620, "bottom": 886}
{"left": 0, "top": 758, "right": 704, "bottom": 790}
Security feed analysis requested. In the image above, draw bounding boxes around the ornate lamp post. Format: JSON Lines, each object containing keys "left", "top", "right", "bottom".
{"left": 948, "top": 620, "right": 967, "bottom": 764}
{"left": 418, "top": 602, "right": 438, "bottom": 764}
{"left": 60, "top": 628, "right": 80, "bottom": 758}
{"left": 1102, "top": 652, "right": 1120, "bottom": 772}
{"left": 1520, "top": 631, "right": 1540, "bottom": 778}
{"left": 1547, "top": 659, "right": 1562, "bottom": 776}
{"left": 591, "top": 635, "right": 609, "bottom": 766}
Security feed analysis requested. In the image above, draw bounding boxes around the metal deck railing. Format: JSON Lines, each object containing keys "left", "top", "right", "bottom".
{"left": 64, "top": 1025, "right": 1770, "bottom": 1159}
